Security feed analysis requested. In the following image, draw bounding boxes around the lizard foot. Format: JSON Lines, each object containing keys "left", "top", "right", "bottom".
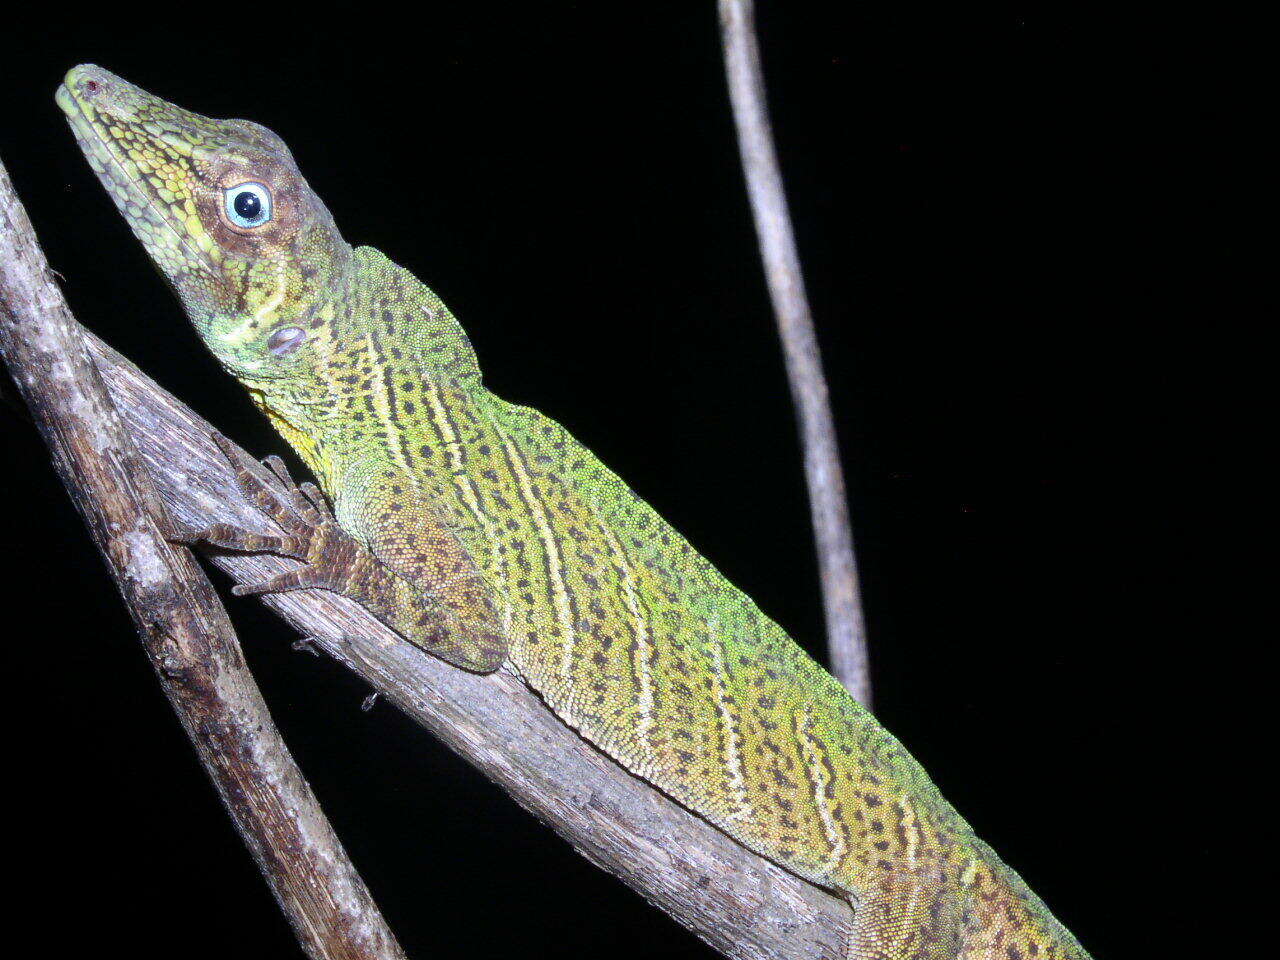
{"left": 174, "top": 433, "right": 370, "bottom": 599}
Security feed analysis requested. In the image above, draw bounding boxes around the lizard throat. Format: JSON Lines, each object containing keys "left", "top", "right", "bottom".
{"left": 246, "top": 387, "right": 339, "bottom": 495}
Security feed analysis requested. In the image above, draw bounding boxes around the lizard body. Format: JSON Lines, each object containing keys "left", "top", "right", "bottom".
{"left": 57, "top": 65, "right": 1091, "bottom": 960}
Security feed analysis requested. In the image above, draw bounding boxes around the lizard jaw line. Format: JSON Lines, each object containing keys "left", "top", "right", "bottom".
{"left": 56, "top": 80, "right": 218, "bottom": 277}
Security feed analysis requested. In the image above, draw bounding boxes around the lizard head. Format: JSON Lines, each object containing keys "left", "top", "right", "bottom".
{"left": 56, "top": 64, "right": 351, "bottom": 381}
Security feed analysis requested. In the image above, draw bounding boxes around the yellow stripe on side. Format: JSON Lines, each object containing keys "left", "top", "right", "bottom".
{"left": 707, "top": 622, "right": 753, "bottom": 823}
{"left": 596, "top": 516, "right": 657, "bottom": 756}
{"left": 366, "top": 333, "right": 418, "bottom": 483}
{"left": 796, "top": 704, "right": 850, "bottom": 878}
{"left": 494, "top": 428, "right": 577, "bottom": 682}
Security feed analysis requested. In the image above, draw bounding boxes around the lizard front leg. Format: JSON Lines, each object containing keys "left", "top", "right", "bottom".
{"left": 181, "top": 435, "right": 507, "bottom": 673}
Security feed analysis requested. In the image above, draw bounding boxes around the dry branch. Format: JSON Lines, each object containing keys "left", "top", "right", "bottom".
{"left": 0, "top": 159, "right": 405, "bottom": 960}
{"left": 718, "top": 0, "right": 872, "bottom": 706}
{"left": 1, "top": 163, "right": 852, "bottom": 955}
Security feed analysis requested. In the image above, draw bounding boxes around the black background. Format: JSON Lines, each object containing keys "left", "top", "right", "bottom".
{"left": 1, "top": 7, "right": 1240, "bottom": 959}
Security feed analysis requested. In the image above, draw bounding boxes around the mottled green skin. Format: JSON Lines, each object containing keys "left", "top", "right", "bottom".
{"left": 59, "top": 65, "right": 1090, "bottom": 960}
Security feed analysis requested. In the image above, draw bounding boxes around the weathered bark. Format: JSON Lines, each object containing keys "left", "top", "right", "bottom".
{"left": 719, "top": 0, "right": 872, "bottom": 707}
{"left": 1, "top": 157, "right": 405, "bottom": 960}
{"left": 2, "top": 159, "right": 852, "bottom": 956}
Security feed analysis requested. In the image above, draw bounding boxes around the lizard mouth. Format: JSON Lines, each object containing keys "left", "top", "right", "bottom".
{"left": 57, "top": 64, "right": 219, "bottom": 275}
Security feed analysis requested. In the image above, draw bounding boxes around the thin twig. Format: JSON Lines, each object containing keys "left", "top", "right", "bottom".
{"left": 1, "top": 161, "right": 853, "bottom": 958}
{"left": 0, "top": 156, "right": 406, "bottom": 960}
{"left": 718, "top": 0, "right": 872, "bottom": 706}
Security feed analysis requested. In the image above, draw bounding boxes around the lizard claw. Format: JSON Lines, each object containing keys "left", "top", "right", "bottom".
{"left": 208, "top": 432, "right": 325, "bottom": 539}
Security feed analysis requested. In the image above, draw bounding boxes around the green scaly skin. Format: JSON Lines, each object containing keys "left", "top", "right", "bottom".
{"left": 57, "top": 65, "right": 1091, "bottom": 960}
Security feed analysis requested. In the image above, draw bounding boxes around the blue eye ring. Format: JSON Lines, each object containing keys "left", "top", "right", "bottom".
{"left": 224, "top": 182, "right": 272, "bottom": 228}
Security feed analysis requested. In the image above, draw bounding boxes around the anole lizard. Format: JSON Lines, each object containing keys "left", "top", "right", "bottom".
{"left": 57, "top": 64, "right": 1091, "bottom": 960}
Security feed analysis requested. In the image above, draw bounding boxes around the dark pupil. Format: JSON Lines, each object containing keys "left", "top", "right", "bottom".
{"left": 233, "top": 191, "right": 262, "bottom": 221}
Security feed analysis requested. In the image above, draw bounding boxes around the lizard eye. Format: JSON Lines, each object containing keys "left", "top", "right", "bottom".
{"left": 224, "top": 182, "right": 272, "bottom": 228}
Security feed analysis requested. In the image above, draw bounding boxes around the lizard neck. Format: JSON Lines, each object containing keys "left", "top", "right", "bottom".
{"left": 238, "top": 246, "right": 483, "bottom": 499}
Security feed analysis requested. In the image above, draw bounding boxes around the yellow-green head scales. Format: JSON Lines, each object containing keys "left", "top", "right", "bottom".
{"left": 57, "top": 65, "right": 350, "bottom": 376}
